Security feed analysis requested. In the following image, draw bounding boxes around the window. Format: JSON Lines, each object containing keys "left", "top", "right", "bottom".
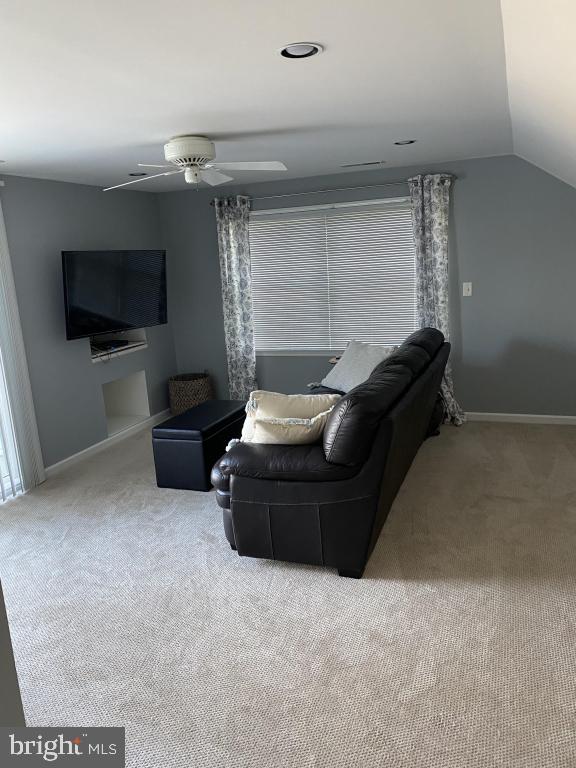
{"left": 249, "top": 198, "right": 417, "bottom": 352}
{"left": 0, "top": 347, "right": 21, "bottom": 499}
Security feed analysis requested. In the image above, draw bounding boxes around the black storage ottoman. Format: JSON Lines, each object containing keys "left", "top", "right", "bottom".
{"left": 152, "top": 400, "right": 245, "bottom": 491}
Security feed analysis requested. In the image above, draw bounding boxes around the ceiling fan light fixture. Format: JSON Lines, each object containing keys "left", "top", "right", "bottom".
{"left": 280, "top": 42, "right": 323, "bottom": 59}
{"left": 184, "top": 167, "right": 202, "bottom": 184}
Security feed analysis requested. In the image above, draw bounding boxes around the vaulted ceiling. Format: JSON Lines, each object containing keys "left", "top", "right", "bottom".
{"left": 0, "top": 1, "right": 572, "bottom": 191}
{"left": 500, "top": 0, "right": 576, "bottom": 188}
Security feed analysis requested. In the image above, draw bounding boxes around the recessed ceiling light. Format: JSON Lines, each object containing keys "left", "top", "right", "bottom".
{"left": 280, "top": 42, "right": 323, "bottom": 59}
{"left": 129, "top": 172, "right": 147, "bottom": 177}
{"left": 394, "top": 139, "right": 417, "bottom": 146}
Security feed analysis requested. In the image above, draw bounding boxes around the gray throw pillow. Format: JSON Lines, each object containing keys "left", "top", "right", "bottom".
{"left": 320, "top": 340, "right": 397, "bottom": 392}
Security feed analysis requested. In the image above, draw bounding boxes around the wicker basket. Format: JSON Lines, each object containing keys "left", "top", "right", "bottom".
{"left": 168, "top": 373, "right": 214, "bottom": 415}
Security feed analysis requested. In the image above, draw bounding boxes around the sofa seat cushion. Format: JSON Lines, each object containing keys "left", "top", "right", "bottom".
{"left": 211, "top": 442, "right": 358, "bottom": 493}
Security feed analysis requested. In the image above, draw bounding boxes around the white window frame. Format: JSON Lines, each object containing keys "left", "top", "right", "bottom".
{"left": 249, "top": 197, "right": 416, "bottom": 355}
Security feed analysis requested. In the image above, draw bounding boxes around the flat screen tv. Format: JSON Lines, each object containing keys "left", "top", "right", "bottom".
{"left": 62, "top": 250, "right": 167, "bottom": 340}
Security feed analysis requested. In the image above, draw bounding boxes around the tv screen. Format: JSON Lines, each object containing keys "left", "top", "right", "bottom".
{"left": 62, "top": 250, "right": 167, "bottom": 340}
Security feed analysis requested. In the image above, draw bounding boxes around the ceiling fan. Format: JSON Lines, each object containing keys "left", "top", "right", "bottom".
{"left": 103, "top": 135, "right": 287, "bottom": 191}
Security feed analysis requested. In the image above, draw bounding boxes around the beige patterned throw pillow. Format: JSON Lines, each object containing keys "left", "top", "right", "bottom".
{"left": 241, "top": 390, "right": 341, "bottom": 445}
{"left": 250, "top": 408, "right": 335, "bottom": 445}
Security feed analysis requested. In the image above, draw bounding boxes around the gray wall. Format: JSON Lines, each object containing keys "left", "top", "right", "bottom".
{"left": 1, "top": 175, "right": 176, "bottom": 467}
{"left": 158, "top": 155, "right": 576, "bottom": 416}
{"left": 3, "top": 153, "right": 576, "bottom": 471}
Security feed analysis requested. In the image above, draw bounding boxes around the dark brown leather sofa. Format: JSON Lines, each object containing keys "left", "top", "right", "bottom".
{"left": 211, "top": 328, "right": 450, "bottom": 578}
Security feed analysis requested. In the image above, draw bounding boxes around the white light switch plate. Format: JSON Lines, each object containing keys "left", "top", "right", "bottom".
{"left": 463, "top": 282, "right": 472, "bottom": 297}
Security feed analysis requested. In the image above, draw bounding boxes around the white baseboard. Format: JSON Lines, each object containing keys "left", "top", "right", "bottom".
{"left": 466, "top": 412, "right": 576, "bottom": 425}
{"left": 44, "top": 408, "right": 575, "bottom": 477}
{"left": 45, "top": 409, "right": 170, "bottom": 478}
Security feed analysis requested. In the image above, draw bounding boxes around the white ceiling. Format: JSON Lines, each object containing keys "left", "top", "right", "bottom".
{"left": 0, "top": 0, "right": 568, "bottom": 193}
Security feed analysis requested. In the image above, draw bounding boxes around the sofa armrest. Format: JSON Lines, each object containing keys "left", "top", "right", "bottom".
{"left": 211, "top": 442, "right": 358, "bottom": 491}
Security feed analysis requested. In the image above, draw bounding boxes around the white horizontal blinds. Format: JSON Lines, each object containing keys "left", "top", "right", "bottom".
{"left": 0, "top": 197, "right": 45, "bottom": 495}
{"left": 326, "top": 204, "right": 416, "bottom": 347}
{"left": 249, "top": 199, "right": 417, "bottom": 351}
{"left": 249, "top": 212, "right": 330, "bottom": 351}
{"left": 0, "top": 348, "right": 20, "bottom": 500}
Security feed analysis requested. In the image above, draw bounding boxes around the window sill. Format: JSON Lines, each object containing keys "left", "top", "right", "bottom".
{"left": 256, "top": 350, "right": 342, "bottom": 357}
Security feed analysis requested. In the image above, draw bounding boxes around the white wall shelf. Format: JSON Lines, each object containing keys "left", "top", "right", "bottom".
{"left": 90, "top": 328, "right": 148, "bottom": 364}
{"left": 91, "top": 341, "right": 148, "bottom": 363}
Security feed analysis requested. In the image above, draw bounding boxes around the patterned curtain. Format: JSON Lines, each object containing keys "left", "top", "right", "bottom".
{"left": 214, "top": 195, "right": 257, "bottom": 400}
{"left": 408, "top": 174, "right": 465, "bottom": 425}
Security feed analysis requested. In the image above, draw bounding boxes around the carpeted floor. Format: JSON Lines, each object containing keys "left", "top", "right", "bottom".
{"left": 1, "top": 422, "right": 576, "bottom": 767}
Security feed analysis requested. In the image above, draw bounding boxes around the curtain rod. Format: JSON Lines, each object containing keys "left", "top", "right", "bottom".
{"left": 209, "top": 175, "right": 457, "bottom": 205}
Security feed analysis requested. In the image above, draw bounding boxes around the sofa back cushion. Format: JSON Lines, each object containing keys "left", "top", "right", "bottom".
{"left": 376, "top": 344, "right": 430, "bottom": 378}
{"left": 402, "top": 327, "right": 445, "bottom": 356}
{"left": 322, "top": 328, "right": 445, "bottom": 466}
{"left": 323, "top": 365, "right": 412, "bottom": 465}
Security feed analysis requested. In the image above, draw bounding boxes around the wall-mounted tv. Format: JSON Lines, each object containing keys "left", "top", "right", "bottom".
{"left": 62, "top": 250, "right": 167, "bottom": 340}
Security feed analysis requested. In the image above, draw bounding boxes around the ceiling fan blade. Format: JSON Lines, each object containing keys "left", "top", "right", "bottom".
{"left": 201, "top": 168, "right": 234, "bottom": 186}
{"left": 208, "top": 161, "right": 287, "bottom": 172}
{"left": 137, "top": 163, "right": 172, "bottom": 168}
{"left": 103, "top": 169, "right": 183, "bottom": 191}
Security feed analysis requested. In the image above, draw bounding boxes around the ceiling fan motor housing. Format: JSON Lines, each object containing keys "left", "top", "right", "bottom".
{"left": 164, "top": 135, "right": 216, "bottom": 170}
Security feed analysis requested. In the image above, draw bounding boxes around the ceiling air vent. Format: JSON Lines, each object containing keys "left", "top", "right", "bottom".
{"left": 340, "top": 160, "right": 386, "bottom": 168}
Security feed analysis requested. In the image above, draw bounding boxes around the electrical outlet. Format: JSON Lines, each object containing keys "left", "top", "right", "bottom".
{"left": 462, "top": 282, "right": 472, "bottom": 297}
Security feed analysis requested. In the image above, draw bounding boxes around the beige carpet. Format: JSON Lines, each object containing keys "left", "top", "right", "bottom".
{"left": 1, "top": 422, "right": 576, "bottom": 767}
